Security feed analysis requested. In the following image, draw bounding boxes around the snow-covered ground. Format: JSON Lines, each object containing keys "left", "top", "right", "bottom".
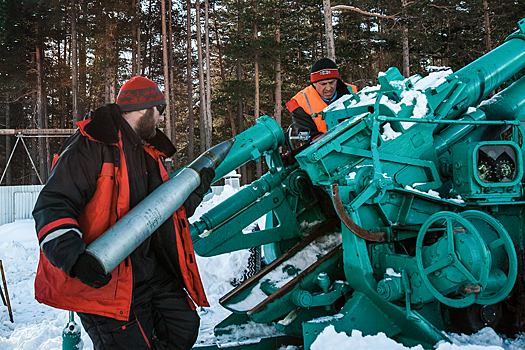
{"left": 0, "top": 185, "right": 524, "bottom": 349}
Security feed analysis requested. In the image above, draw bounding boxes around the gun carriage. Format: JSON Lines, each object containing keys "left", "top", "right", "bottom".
{"left": 188, "top": 18, "right": 525, "bottom": 349}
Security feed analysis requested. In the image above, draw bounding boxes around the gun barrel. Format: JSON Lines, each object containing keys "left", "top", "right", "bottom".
{"left": 480, "top": 73, "right": 525, "bottom": 122}
{"left": 213, "top": 115, "right": 285, "bottom": 181}
{"left": 449, "top": 22, "right": 525, "bottom": 119}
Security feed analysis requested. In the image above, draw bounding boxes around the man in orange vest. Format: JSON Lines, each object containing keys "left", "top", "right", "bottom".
{"left": 286, "top": 57, "right": 357, "bottom": 138}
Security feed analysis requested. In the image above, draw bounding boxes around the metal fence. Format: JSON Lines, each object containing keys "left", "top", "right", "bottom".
{"left": 0, "top": 185, "right": 44, "bottom": 226}
{"left": 0, "top": 173, "right": 242, "bottom": 226}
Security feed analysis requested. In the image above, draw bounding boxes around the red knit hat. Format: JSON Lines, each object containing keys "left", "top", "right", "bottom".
{"left": 116, "top": 76, "right": 166, "bottom": 112}
{"left": 310, "top": 58, "right": 339, "bottom": 83}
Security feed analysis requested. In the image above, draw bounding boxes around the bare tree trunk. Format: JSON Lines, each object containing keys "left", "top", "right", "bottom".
{"left": 5, "top": 98, "right": 12, "bottom": 185}
{"left": 161, "top": 0, "right": 172, "bottom": 143}
{"left": 71, "top": 0, "right": 79, "bottom": 123}
{"left": 254, "top": 17, "right": 262, "bottom": 179}
{"left": 161, "top": 0, "right": 174, "bottom": 173}
{"left": 186, "top": 0, "right": 195, "bottom": 161}
{"left": 78, "top": 0, "right": 87, "bottom": 116}
{"left": 236, "top": 1, "right": 246, "bottom": 183}
{"left": 213, "top": 16, "right": 237, "bottom": 136}
{"left": 31, "top": 138, "right": 38, "bottom": 185}
{"left": 61, "top": 86, "right": 66, "bottom": 129}
{"left": 132, "top": 0, "right": 137, "bottom": 76}
{"left": 168, "top": 0, "right": 178, "bottom": 169}
{"left": 274, "top": 9, "right": 282, "bottom": 126}
{"left": 483, "top": 0, "right": 492, "bottom": 52}
{"left": 58, "top": 39, "right": 65, "bottom": 128}
{"left": 137, "top": 0, "right": 142, "bottom": 75}
{"left": 104, "top": 17, "right": 116, "bottom": 104}
{"left": 79, "top": 36, "right": 86, "bottom": 116}
{"left": 196, "top": 0, "right": 206, "bottom": 153}
{"left": 401, "top": 0, "right": 410, "bottom": 77}
{"left": 402, "top": 24, "right": 409, "bottom": 77}
{"left": 323, "top": 0, "right": 335, "bottom": 62}
{"left": 36, "top": 41, "right": 48, "bottom": 184}
{"left": 146, "top": 0, "right": 152, "bottom": 77}
{"left": 204, "top": 0, "right": 212, "bottom": 150}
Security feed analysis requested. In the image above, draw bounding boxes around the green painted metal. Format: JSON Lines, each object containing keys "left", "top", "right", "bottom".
{"left": 459, "top": 210, "right": 518, "bottom": 304}
{"left": 415, "top": 212, "right": 490, "bottom": 308}
{"left": 213, "top": 115, "right": 285, "bottom": 181}
{"left": 479, "top": 74, "right": 525, "bottom": 123}
{"left": 62, "top": 311, "right": 81, "bottom": 350}
{"left": 184, "top": 18, "right": 525, "bottom": 350}
{"left": 452, "top": 141, "right": 523, "bottom": 202}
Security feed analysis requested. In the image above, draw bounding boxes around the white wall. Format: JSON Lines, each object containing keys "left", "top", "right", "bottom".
{"left": 0, "top": 185, "right": 44, "bottom": 226}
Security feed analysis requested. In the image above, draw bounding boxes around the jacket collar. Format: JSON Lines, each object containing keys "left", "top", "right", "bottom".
{"left": 77, "top": 103, "right": 176, "bottom": 158}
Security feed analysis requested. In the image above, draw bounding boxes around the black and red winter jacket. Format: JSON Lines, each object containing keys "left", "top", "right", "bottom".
{"left": 33, "top": 104, "right": 209, "bottom": 321}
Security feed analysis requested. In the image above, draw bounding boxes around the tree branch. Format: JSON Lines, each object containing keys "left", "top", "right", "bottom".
{"left": 1, "top": 89, "right": 37, "bottom": 104}
{"left": 331, "top": 5, "right": 401, "bottom": 21}
{"left": 427, "top": 4, "right": 460, "bottom": 11}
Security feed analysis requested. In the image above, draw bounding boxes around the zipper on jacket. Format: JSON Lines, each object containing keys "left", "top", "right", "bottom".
{"left": 114, "top": 146, "right": 121, "bottom": 220}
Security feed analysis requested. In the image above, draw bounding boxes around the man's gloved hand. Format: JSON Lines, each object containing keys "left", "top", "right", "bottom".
{"left": 195, "top": 167, "right": 215, "bottom": 197}
{"left": 183, "top": 167, "right": 215, "bottom": 217}
{"left": 281, "top": 151, "right": 296, "bottom": 167}
{"left": 71, "top": 252, "right": 112, "bottom": 289}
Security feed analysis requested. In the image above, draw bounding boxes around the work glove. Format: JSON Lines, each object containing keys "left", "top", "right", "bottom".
{"left": 281, "top": 151, "right": 296, "bottom": 167}
{"left": 291, "top": 109, "right": 321, "bottom": 138}
{"left": 195, "top": 167, "right": 215, "bottom": 197}
{"left": 71, "top": 252, "right": 112, "bottom": 289}
{"left": 183, "top": 167, "right": 215, "bottom": 217}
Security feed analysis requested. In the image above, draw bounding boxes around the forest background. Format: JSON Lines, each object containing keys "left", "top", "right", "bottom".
{"left": 0, "top": 0, "right": 524, "bottom": 185}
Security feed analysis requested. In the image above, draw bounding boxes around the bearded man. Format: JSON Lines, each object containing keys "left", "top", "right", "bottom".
{"left": 33, "top": 76, "right": 213, "bottom": 350}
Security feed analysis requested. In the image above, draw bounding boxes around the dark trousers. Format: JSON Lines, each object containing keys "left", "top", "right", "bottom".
{"left": 78, "top": 269, "right": 200, "bottom": 350}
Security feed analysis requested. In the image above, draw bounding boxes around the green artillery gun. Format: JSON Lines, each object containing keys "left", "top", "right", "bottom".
{"left": 189, "top": 17, "right": 525, "bottom": 349}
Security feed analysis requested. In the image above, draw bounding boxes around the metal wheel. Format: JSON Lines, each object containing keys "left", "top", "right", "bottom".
{"left": 415, "top": 212, "right": 490, "bottom": 308}
{"left": 459, "top": 210, "right": 517, "bottom": 305}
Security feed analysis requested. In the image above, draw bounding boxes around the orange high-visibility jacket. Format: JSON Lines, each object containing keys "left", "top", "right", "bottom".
{"left": 286, "top": 82, "right": 357, "bottom": 133}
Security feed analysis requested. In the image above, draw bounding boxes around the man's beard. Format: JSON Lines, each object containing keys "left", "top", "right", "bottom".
{"left": 135, "top": 108, "right": 157, "bottom": 140}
